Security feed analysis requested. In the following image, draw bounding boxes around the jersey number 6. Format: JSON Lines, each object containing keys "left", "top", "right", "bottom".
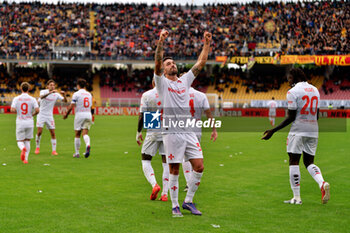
{"left": 84, "top": 97, "right": 90, "bottom": 108}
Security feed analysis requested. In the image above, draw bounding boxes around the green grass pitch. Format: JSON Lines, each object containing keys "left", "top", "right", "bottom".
{"left": 0, "top": 114, "right": 349, "bottom": 233}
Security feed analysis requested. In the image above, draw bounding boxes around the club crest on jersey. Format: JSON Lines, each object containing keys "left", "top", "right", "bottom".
{"left": 143, "top": 110, "right": 161, "bottom": 129}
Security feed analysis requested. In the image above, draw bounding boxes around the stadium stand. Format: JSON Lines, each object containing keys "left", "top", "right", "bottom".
{"left": 0, "top": 1, "right": 348, "bottom": 60}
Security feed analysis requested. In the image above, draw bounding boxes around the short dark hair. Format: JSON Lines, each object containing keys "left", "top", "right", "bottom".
{"left": 46, "top": 79, "right": 55, "bottom": 86}
{"left": 163, "top": 57, "right": 173, "bottom": 63}
{"left": 289, "top": 68, "right": 307, "bottom": 83}
{"left": 21, "top": 82, "right": 30, "bottom": 92}
{"left": 77, "top": 78, "right": 86, "bottom": 88}
{"left": 272, "top": 97, "right": 275, "bottom": 100}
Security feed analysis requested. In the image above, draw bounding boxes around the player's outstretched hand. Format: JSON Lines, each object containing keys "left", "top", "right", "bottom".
{"left": 211, "top": 129, "right": 218, "bottom": 142}
{"left": 159, "top": 30, "right": 169, "bottom": 42}
{"left": 204, "top": 31, "right": 212, "bottom": 44}
{"left": 262, "top": 130, "right": 274, "bottom": 140}
{"left": 136, "top": 131, "right": 143, "bottom": 146}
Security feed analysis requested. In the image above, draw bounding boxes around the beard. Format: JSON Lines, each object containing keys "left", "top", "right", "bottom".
{"left": 167, "top": 68, "right": 178, "bottom": 76}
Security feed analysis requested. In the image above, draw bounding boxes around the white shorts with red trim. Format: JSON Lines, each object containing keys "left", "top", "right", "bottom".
{"left": 163, "top": 133, "right": 203, "bottom": 164}
{"left": 36, "top": 115, "right": 55, "bottom": 129}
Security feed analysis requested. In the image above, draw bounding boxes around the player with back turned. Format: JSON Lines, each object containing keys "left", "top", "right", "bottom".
{"left": 262, "top": 68, "right": 330, "bottom": 205}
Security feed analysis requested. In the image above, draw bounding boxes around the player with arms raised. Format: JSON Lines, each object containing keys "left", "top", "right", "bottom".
{"left": 63, "top": 79, "right": 92, "bottom": 158}
{"left": 154, "top": 29, "right": 212, "bottom": 217}
{"left": 136, "top": 81, "right": 169, "bottom": 202}
{"left": 11, "top": 82, "right": 39, "bottom": 164}
{"left": 262, "top": 68, "right": 330, "bottom": 205}
{"left": 35, "top": 80, "right": 67, "bottom": 155}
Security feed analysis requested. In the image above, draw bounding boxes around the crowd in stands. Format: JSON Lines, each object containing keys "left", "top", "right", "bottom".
{"left": 98, "top": 65, "right": 210, "bottom": 93}
{"left": 0, "top": 64, "right": 92, "bottom": 96}
{"left": 0, "top": 1, "right": 348, "bottom": 60}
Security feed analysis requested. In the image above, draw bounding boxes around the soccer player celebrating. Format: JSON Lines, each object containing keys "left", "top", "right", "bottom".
{"left": 63, "top": 79, "right": 93, "bottom": 158}
{"left": 182, "top": 87, "right": 217, "bottom": 191}
{"left": 262, "top": 68, "right": 330, "bottom": 205}
{"left": 154, "top": 29, "right": 212, "bottom": 217}
{"left": 35, "top": 79, "right": 67, "bottom": 155}
{"left": 11, "top": 82, "right": 39, "bottom": 164}
{"left": 137, "top": 81, "right": 169, "bottom": 201}
{"left": 267, "top": 97, "right": 277, "bottom": 126}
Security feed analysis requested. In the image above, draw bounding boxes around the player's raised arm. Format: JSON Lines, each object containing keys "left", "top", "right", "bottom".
{"left": 154, "top": 30, "right": 169, "bottom": 76}
{"left": 40, "top": 90, "right": 54, "bottom": 99}
{"left": 191, "top": 32, "right": 212, "bottom": 77}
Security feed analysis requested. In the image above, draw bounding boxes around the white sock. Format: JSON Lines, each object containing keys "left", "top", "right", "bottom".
{"left": 24, "top": 141, "right": 30, "bottom": 161}
{"left": 289, "top": 165, "right": 301, "bottom": 198}
{"left": 74, "top": 138, "right": 81, "bottom": 155}
{"left": 35, "top": 135, "right": 41, "bottom": 148}
{"left": 272, "top": 118, "right": 275, "bottom": 126}
{"left": 141, "top": 160, "right": 157, "bottom": 188}
{"left": 17, "top": 141, "right": 25, "bottom": 150}
{"left": 83, "top": 135, "right": 90, "bottom": 147}
{"left": 182, "top": 161, "right": 192, "bottom": 186}
{"left": 169, "top": 174, "right": 179, "bottom": 208}
{"left": 185, "top": 170, "right": 203, "bottom": 203}
{"left": 307, "top": 164, "right": 325, "bottom": 189}
{"left": 162, "top": 162, "right": 169, "bottom": 195}
{"left": 51, "top": 139, "right": 57, "bottom": 151}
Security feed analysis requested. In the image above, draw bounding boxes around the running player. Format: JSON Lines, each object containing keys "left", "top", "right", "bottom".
{"left": 11, "top": 82, "right": 39, "bottom": 164}
{"left": 267, "top": 97, "right": 277, "bottom": 126}
{"left": 35, "top": 79, "right": 67, "bottom": 155}
{"left": 262, "top": 68, "right": 330, "bottom": 205}
{"left": 182, "top": 87, "right": 217, "bottom": 191}
{"left": 137, "top": 81, "right": 169, "bottom": 201}
{"left": 63, "top": 79, "right": 92, "bottom": 158}
{"left": 154, "top": 30, "right": 212, "bottom": 217}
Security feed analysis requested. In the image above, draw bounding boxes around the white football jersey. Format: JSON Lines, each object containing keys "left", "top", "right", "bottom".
{"left": 267, "top": 100, "right": 277, "bottom": 116}
{"left": 140, "top": 88, "right": 162, "bottom": 113}
{"left": 287, "top": 82, "right": 320, "bottom": 138}
{"left": 11, "top": 93, "right": 39, "bottom": 127}
{"left": 154, "top": 70, "right": 195, "bottom": 133}
{"left": 71, "top": 89, "right": 92, "bottom": 119}
{"left": 140, "top": 88, "right": 162, "bottom": 140}
{"left": 38, "top": 90, "right": 64, "bottom": 117}
{"left": 189, "top": 87, "right": 210, "bottom": 138}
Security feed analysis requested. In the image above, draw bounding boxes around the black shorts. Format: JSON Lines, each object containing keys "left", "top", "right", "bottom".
{"left": 91, "top": 109, "right": 95, "bottom": 115}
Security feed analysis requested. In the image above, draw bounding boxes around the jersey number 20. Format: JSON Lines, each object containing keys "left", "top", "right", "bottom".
{"left": 301, "top": 95, "right": 318, "bottom": 115}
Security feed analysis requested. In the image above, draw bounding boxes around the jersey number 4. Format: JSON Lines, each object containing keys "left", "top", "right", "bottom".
{"left": 84, "top": 97, "right": 90, "bottom": 108}
{"left": 21, "top": 103, "right": 28, "bottom": 114}
{"left": 301, "top": 95, "right": 318, "bottom": 115}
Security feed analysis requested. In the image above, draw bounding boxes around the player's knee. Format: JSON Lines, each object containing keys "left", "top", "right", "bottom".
{"left": 193, "top": 164, "right": 204, "bottom": 173}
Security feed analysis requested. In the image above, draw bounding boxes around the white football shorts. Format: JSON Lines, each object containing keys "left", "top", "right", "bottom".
{"left": 141, "top": 133, "right": 165, "bottom": 156}
{"left": 16, "top": 126, "right": 34, "bottom": 141}
{"left": 163, "top": 132, "right": 203, "bottom": 164}
{"left": 74, "top": 117, "right": 93, "bottom": 131}
{"left": 36, "top": 115, "right": 55, "bottom": 129}
{"left": 287, "top": 135, "right": 318, "bottom": 156}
